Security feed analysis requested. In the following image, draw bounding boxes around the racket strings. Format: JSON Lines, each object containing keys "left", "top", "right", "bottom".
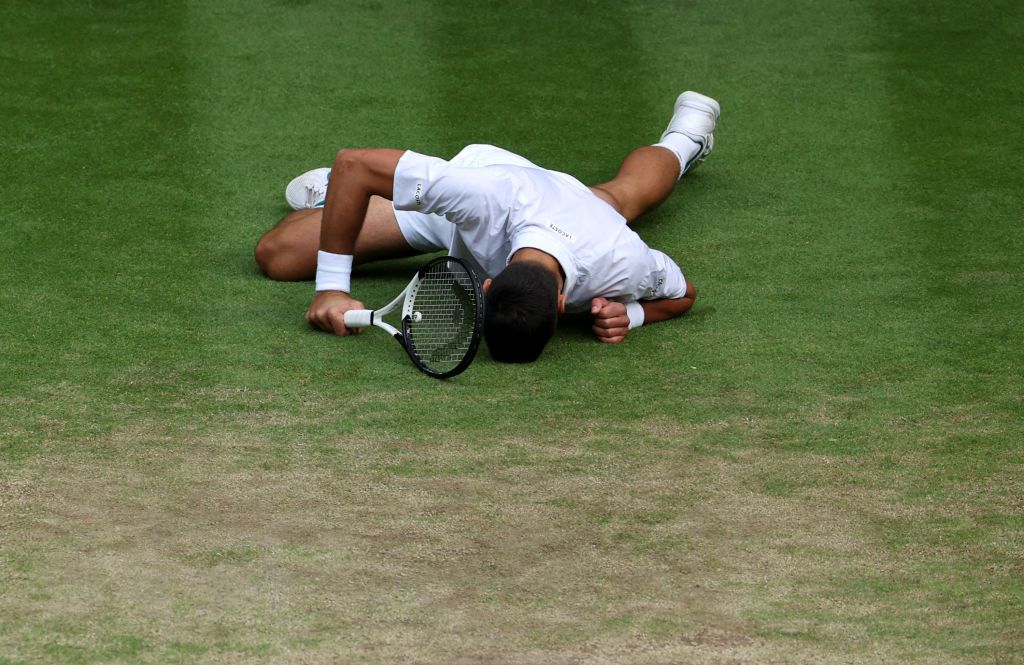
{"left": 406, "top": 262, "right": 478, "bottom": 373}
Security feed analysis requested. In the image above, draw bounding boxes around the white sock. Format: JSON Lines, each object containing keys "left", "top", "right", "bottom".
{"left": 654, "top": 133, "right": 701, "bottom": 179}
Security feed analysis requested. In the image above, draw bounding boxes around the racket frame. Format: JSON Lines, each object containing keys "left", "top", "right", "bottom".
{"left": 342, "top": 256, "right": 484, "bottom": 378}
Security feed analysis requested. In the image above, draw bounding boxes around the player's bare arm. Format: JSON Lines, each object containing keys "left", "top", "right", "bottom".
{"left": 590, "top": 281, "right": 697, "bottom": 344}
{"left": 306, "top": 148, "right": 404, "bottom": 335}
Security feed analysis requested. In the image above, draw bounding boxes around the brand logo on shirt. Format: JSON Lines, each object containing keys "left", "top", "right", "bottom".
{"left": 547, "top": 223, "right": 574, "bottom": 243}
{"left": 414, "top": 182, "right": 423, "bottom": 207}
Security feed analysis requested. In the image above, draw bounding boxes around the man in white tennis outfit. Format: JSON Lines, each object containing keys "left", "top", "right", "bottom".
{"left": 255, "top": 91, "right": 719, "bottom": 362}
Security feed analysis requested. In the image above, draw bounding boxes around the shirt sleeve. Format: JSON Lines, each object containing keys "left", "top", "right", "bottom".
{"left": 641, "top": 249, "right": 687, "bottom": 300}
{"left": 392, "top": 150, "right": 518, "bottom": 227}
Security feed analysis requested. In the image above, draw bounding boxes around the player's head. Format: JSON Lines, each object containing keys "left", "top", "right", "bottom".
{"left": 483, "top": 261, "right": 562, "bottom": 363}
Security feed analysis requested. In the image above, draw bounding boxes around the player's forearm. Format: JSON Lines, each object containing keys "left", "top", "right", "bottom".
{"left": 639, "top": 282, "right": 697, "bottom": 324}
{"left": 319, "top": 148, "right": 404, "bottom": 254}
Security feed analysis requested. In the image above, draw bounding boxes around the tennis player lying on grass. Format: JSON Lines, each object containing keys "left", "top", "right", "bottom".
{"left": 255, "top": 91, "right": 719, "bottom": 363}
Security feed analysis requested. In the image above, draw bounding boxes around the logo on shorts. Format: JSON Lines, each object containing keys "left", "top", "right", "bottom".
{"left": 414, "top": 182, "right": 423, "bottom": 207}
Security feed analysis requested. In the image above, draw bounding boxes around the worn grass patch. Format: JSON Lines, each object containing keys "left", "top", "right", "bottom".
{"left": 4, "top": 399, "right": 1022, "bottom": 663}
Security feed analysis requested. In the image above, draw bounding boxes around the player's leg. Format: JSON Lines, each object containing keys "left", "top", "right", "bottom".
{"left": 589, "top": 147, "right": 680, "bottom": 224}
{"left": 589, "top": 91, "right": 719, "bottom": 224}
{"left": 254, "top": 196, "right": 422, "bottom": 281}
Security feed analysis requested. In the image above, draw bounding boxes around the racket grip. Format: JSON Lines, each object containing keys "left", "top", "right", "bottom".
{"left": 343, "top": 309, "right": 373, "bottom": 328}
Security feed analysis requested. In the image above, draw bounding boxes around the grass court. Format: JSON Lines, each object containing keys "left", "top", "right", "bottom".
{"left": 1, "top": 1, "right": 1022, "bottom": 662}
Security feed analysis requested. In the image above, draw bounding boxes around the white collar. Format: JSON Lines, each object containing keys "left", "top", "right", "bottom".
{"left": 507, "top": 228, "right": 577, "bottom": 296}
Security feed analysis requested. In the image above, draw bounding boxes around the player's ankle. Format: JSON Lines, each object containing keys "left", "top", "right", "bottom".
{"left": 653, "top": 134, "right": 702, "bottom": 180}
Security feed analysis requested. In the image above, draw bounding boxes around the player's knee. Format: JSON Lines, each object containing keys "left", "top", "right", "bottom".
{"left": 331, "top": 148, "right": 364, "bottom": 177}
{"left": 254, "top": 232, "right": 278, "bottom": 277}
{"left": 254, "top": 232, "right": 299, "bottom": 281}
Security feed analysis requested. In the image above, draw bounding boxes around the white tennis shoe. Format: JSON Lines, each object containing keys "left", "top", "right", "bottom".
{"left": 285, "top": 167, "right": 331, "bottom": 210}
{"left": 661, "top": 91, "right": 720, "bottom": 174}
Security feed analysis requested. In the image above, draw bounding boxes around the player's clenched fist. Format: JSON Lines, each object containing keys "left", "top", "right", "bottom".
{"left": 590, "top": 297, "right": 630, "bottom": 344}
{"left": 306, "top": 291, "right": 365, "bottom": 336}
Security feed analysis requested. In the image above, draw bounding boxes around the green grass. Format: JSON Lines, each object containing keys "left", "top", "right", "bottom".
{"left": 2, "top": 0, "right": 1023, "bottom": 663}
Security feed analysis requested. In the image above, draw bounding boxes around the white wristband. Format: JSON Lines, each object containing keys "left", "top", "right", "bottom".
{"left": 315, "top": 250, "right": 353, "bottom": 293}
{"left": 625, "top": 301, "right": 645, "bottom": 330}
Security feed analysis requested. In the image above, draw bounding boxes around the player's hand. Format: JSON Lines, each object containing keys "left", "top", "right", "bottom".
{"left": 590, "top": 297, "right": 630, "bottom": 344}
{"left": 306, "top": 291, "right": 365, "bottom": 336}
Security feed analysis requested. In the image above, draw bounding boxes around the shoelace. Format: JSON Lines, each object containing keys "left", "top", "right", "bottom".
{"left": 305, "top": 181, "right": 328, "bottom": 207}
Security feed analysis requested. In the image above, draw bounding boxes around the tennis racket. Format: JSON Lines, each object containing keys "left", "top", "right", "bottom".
{"left": 343, "top": 256, "right": 484, "bottom": 378}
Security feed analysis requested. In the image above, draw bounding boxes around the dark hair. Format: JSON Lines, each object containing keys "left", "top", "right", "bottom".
{"left": 484, "top": 262, "right": 560, "bottom": 363}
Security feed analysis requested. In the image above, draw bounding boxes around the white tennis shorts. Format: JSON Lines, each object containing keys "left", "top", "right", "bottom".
{"left": 393, "top": 143, "right": 539, "bottom": 253}
{"left": 394, "top": 208, "right": 453, "bottom": 253}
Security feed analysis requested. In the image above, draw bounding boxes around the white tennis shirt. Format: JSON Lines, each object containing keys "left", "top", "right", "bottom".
{"left": 392, "top": 145, "right": 687, "bottom": 312}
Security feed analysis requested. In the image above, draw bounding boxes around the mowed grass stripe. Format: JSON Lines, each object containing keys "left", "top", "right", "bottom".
{"left": 877, "top": 2, "right": 1024, "bottom": 410}
{"left": 178, "top": 0, "right": 478, "bottom": 396}
{"left": 0, "top": 4, "right": 204, "bottom": 457}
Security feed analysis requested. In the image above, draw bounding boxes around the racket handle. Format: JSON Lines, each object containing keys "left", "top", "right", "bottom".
{"left": 343, "top": 309, "right": 373, "bottom": 328}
